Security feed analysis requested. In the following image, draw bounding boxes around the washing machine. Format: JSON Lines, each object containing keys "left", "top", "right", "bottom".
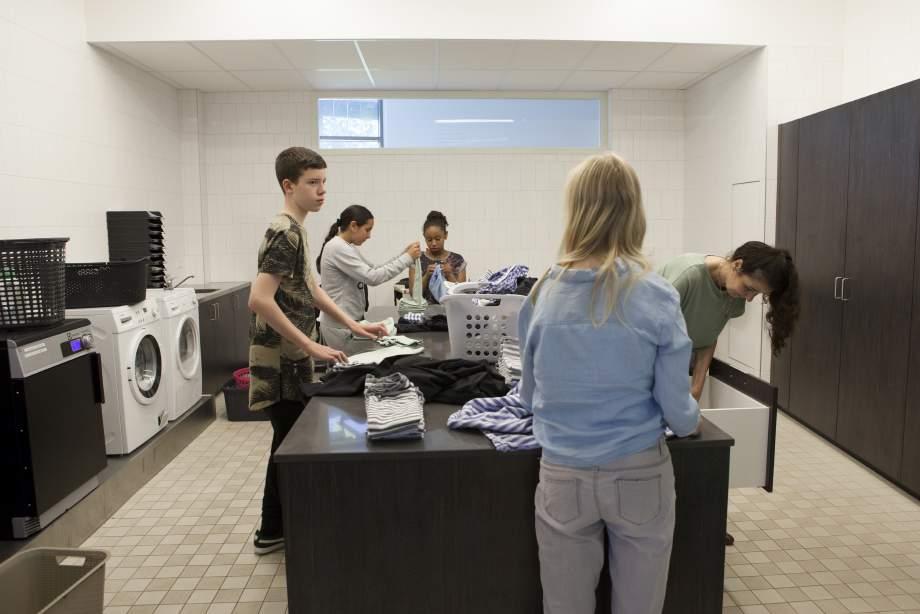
{"left": 66, "top": 300, "right": 169, "bottom": 455}
{"left": 147, "top": 288, "right": 202, "bottom": 420}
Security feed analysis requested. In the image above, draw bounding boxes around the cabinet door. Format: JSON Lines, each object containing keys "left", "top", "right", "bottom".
{"left": 198, "top": 300, "right": 222, "bottom": 395}
{"left": 772, "top": 121, "right": 799, "bottom": 410}
{"left": 836, "top": 82, "right": 920, "bottom": 478}
{"left": 787, "top": 107, "right": 850, "bottom": 438}
{"left": 231, "top": 288, "right": 251, "bottom": 371}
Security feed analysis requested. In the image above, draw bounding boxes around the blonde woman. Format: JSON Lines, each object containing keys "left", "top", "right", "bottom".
{"left": 518, "top": 153, "right": 700, "bottom": 614}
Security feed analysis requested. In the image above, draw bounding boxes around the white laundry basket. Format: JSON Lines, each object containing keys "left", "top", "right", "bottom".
{"left": 441, "top": 282, "right": 525, "bottom": 362}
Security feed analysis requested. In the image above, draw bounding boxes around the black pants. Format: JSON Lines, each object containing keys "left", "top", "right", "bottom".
{"left": 260, "top": 399, "right": 308, "bottom": 536}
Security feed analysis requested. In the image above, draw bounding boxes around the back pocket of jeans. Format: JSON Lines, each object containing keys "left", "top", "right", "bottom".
{"left": 616, "top": 476, "right": 661, "bottom": 525}
{"left": 540, "top": 477, "right": 580, "bottom": 524}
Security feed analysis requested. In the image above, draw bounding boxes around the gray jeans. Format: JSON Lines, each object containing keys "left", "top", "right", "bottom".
{"left": 536, "top": 439, "right": 676, "bottom": 614}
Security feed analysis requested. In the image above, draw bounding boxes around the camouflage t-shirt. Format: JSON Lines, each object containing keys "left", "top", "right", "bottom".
{"left": 248, "top": 214, "right": 318, "bottom": 411}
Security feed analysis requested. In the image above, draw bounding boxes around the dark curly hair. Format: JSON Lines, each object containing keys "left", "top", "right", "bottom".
{"left": 423, "top": 210, "right": 449, "bottom": 234}
{"left": 731, "top": 241, "right": 800, "bottom": 355}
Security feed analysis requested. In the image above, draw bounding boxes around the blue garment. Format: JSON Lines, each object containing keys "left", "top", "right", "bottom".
{"left": 428, "top": 264, "right": 448, "bottom": 303}
{"left": 518, "top": 263, "right": 699, "bottom": 468}
{"left": 447, "top": 383, "right": 539, "bottom": 452}
{"left": 479, "top": 264, "right": 530, "bottom": 294}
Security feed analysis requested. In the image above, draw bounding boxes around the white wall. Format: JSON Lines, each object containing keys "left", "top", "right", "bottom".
{"left": 684, "top": 49, "right": 768, "bottom": 375}
{"left": 84, "top": 0, "right": 809, "bottom": 45}
{"left": 609, "top": 89, "right": 685, "bottom": 267}
{"left": 841, "top": 0, "right": 920, "bottom": 103}
{"left": 0, "top": 0, "right": 191, "bottom": 281}
{"left": 198, "top": 89, "right": 684, "bottom": 308}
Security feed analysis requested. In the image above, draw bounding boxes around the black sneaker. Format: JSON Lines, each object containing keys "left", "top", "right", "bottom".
{"left": 253, "top": 530, "right": 284, "bottom": 555}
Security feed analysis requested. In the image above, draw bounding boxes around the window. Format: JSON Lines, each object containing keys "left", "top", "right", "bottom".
{"left": 318, "top": 98, "right": 601, "bottom": 149}
{"left": 318, "top": 98, "right": 382, "bottom": 149}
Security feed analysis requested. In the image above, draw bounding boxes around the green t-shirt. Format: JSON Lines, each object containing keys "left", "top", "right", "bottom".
{"left": 658, "top": 254, "right": 745, "bottom": 349}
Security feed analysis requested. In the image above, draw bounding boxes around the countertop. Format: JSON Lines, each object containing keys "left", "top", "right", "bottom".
{"left": 276, "top": 305, "right": 733, "bottom": 463}
{"left": 185, "top": 281, "right": 250, "bottom": 303}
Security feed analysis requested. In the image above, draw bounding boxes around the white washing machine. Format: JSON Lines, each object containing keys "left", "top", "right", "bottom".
{"left": 66, "top": 300, "right": 169, "bottom": 455}
{"left": 147, "top": 288, "right": 202, "bottom": 420}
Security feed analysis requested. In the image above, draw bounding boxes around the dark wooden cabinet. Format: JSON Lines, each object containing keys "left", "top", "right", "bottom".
{"left": 836, "top": 83, "right": 920, "bottom": 477}
{"left": 776, "top": 78, "right": 920, "bottom": 498}
{"left": 787, "top": 107, "right": 850, "bottom": 440}
{"left": 198, "top": 285, "right": 251, "bottom": 395}
{"left": 771, "top": 122, "right": 798, "bottom": 411}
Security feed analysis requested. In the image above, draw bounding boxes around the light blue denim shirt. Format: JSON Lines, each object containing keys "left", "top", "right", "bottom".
{"left": 518, "top": 263, "right": 700, "bottom": 468}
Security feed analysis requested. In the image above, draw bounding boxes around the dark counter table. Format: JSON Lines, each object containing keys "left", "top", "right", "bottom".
{"left": 276, "top": 309, "right": 733, "bottom": 614}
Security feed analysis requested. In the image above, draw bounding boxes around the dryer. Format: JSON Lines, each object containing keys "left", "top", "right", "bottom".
{"left": 147, "top": 288, "right": 202, "bottom": 420}
{"left": 66, "top": 300, "right": 169, "bottom": 454}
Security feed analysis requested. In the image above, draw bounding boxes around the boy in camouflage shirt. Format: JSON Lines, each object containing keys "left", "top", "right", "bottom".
{"left": 248, "top": 147, "right": 388, "bottom": 554}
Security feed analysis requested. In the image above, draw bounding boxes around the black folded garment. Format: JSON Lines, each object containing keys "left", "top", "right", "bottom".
{"left": 302, "top": 354, "right": 509, "bottom": 405}
{"left": 396, "top": 313, "right": 449, "bottom": 333}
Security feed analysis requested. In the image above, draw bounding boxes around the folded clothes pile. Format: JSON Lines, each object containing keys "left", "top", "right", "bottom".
{"left": 497, "top": 338, "right": 521, "bottom": 384}
{"left": 396, "top": 313, "right": 449, "bottom": 333}
{"left": 364, "top": 373, "right": 425, "bottom": 441}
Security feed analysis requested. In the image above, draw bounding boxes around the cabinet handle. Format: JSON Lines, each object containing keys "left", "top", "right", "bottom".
{"left": 834, "top": 276, "right": 842, "bottom": 300}
{"left": 216, "top": 303, "right": 221, "bottom": 320}
{"left": 841, "top": 277, "right": 850, "bottom": 302}
{"left": 210, "top": 304, "right": 218, "bottom": 320}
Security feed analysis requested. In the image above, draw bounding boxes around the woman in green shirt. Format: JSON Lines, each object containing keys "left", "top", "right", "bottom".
{"left": 659, "top": 241, "right": 800, "bottom": 401}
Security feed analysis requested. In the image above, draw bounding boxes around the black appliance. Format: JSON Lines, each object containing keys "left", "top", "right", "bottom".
{"left": 0, "top": 318, "right": 107, "bottom": 539}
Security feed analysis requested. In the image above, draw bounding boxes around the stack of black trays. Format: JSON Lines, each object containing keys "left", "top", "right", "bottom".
{"left": 107, "top": 211, "right": 167, "bottom": 288}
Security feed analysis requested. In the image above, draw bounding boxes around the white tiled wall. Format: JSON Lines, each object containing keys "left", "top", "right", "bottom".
{"left": 199, "top": 90, "right": 684, "bottom": 308}
{"left": 609, "top": 89, "right": 686, "bottom": 268}
{"left": 0, "top": 1, "right": 190, "bottom": 282}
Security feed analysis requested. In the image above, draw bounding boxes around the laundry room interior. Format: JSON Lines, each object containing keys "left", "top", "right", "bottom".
{"left": 2, "top": 1, "right": 920, "bottom": 613}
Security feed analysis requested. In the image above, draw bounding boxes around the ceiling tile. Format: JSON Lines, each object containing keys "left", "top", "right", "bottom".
{"left": 371, "top": 69, "right": 437, "bottom": 89}
{"left": 437, "top": 40, "right": 515, "bottom": 70}
{"left": 231, "top": 70, "right": 309, "bottom": 90}
{"left": 578, "top": 42, "right": 672, "bottom": 71}
{"left": 437, "top": 70, "right": 504, "bottom": 90}
{"left": 621, "top": 71, "right": 703, "bottom": 89}
{"left": 559, "top": 70, "right": 637, "bottom": 91}
{"left": 645, "top": 43, "right": 755, "bottom": 73}
{"left": 500, "top": 70, "right": 569, "bottom": 90}
{"left": 160, "top": 71, "right": 249, "bottom": 91}
{"left": 276, "top": 40, "right": 362, "bottom": 70}
{"left": 194, "top": 41, "right": 294, "bottom": 71}
{"left": 508, "top": 41, "right": 596, "bottom": 70}
{"left": 110, "top": 42, "right": 221, "bottom": 72}
{"left": 304, "top": 69, "right": 373, "bottom": 90}
{"left": 357, "top": 40, "right": 437, "bottom": 70}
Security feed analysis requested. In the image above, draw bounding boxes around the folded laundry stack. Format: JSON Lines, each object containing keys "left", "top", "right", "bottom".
{"left": 497, "top": 338, "right": 522, "bottom": 384}
{"left": 364, "top": 373, "right": 426, "bottom": 441}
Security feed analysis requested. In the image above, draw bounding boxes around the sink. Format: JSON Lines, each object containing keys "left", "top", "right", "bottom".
{"left": 194, "top": 288, "right": 219, "bottom": 294}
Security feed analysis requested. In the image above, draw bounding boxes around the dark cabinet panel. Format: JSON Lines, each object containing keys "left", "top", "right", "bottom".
{"left": 837, "top": 83, "right": 920, "bottom": 478}
{"left": 772, "top": 121, "right": 799, "bottom": 410}
{"left": 787, "top": 107, "right": 850, "bottom": 439}
{"left": 198, "top": 285, "right": 251, "bottom": 395}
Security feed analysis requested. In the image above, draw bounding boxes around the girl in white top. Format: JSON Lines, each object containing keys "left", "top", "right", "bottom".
{"left": 316, "top": 205, "right": 421, "bottom": 350}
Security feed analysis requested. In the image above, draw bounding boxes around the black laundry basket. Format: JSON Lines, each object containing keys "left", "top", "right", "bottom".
{"left": 0, "top": 238, "right": 68, "bottom": 328}
{"left": 65, "top": 258, "right": 148, "bottom": 308}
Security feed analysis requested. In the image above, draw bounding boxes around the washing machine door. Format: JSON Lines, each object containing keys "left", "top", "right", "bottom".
{"left": 128, "top": 329, "right": 163, "bottom": 406}
{"left": 176, "top": 314, "right": 200, "bottom": 380}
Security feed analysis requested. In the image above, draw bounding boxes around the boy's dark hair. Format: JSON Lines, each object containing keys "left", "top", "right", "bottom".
{"left": 275, "top": 147, "right": 326, "bottom": 192}
{"left": 423, "top": 210, "right": 449, "bottom": 233}
{"left": 316, "top": 204, "right": 374, "bottom": 273}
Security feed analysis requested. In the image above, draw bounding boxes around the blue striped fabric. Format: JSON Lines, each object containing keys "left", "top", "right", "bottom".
{"left": 446, "top": 383, "right": 539, "bottom": 452}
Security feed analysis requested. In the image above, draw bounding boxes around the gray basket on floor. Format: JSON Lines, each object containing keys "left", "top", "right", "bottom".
{"left": 0, "top": 547, "right": 107, "bottom": 614}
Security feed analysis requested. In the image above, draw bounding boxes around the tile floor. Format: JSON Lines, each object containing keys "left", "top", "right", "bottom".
{"left": 86, "top": 407, "right": 920, "bottom": 614}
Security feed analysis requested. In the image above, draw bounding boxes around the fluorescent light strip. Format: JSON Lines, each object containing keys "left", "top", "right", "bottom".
{"left": 353, "top": 41, "right": 375, "bottom": 87}
{"left": 435, "top": 119, "right": 514, "bottom": 124}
